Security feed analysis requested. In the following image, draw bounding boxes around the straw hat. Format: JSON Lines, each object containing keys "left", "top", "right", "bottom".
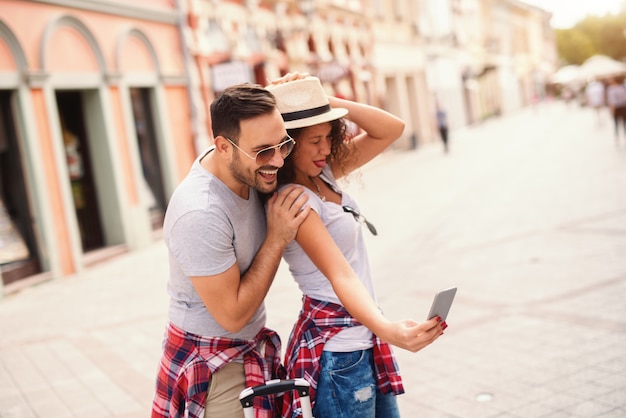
{"left": 266, "top": 76, "right": 348, "bottom": 129}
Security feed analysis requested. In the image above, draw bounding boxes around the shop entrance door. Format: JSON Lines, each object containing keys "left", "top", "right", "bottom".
{"left": 0, "top": 90, "right": 41, "bottom": 285}
{"left": 56, "top": 91, "right": 104, "bottom": 251}
{"left": 129, "top": 88, "right": 166, "bottom": 230}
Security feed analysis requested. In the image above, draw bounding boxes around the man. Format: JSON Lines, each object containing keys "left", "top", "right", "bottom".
{"left": 152, "top": 83, "right": 310, "bottom": 418}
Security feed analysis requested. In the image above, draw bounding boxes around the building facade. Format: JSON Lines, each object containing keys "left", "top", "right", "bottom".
{"left": 368, "top": 0, "right": 434, "bottom": 149}
{"left": 0, "top": 0, "right": 194, "bottom": 294}
{"left": 0, "top": 0, "right": 556, "bottom": 295}
{"left": 179, "top": 0, "right": 384, "bottom": 150}
{"left": 412, "top": 0, "right": 555, "bottom": 132}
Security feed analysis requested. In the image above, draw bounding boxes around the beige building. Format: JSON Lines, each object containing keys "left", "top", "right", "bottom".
{"left": 415, "top": 0, "right": 555, "bottom": 129}
{"left": 369, "top": 0, "right": 435, "bottom": 148}
{"left": 180, "top": 0, "right": 382, "bottom": 147}
{"left": 180, "top": 0, "right": 556, "bottom": 146}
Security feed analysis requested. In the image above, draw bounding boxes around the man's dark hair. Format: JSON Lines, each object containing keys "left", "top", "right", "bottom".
{"left": 210, "top": 83, "right": 277, "bottom": 144}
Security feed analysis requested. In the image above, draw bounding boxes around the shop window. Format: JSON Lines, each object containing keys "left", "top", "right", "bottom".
{"left": 0, "top": 91, "right": 41, "bottom": 285}
{"left": 56, "top": 91, "right": 105, "bottom": 251}
{"left": 130, "top": 88, "right": 166, "bottom": 230}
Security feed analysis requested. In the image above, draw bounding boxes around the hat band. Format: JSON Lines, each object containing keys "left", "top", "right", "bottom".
{"left": 281, "top": 104, "right": 331, "bottom": 122}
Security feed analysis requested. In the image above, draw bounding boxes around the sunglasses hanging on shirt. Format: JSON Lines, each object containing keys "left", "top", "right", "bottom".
{"left": 342, "top": 206, "right": 378, "bottom": 236}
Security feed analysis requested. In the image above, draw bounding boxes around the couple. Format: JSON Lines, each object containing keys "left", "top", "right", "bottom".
{"left": 152, "top": 74, "right": 447, "bottom": 418}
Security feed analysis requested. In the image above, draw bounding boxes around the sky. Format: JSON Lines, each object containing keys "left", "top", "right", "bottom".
{"left": 521, "top": 0, "right": 626, "bottom": 28}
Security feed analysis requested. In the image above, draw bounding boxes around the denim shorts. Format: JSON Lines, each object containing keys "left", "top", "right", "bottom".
{"left": 313, "top": 348, "right": 401, "bottom": 418}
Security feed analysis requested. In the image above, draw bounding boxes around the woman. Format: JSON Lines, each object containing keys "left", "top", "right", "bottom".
{"left": 266, "top": 74, "right": 447, "bottom": 418}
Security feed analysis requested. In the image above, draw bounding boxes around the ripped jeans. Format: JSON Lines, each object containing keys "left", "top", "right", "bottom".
{"left": 313, "top": 349, "right": 401, "bottom": 418}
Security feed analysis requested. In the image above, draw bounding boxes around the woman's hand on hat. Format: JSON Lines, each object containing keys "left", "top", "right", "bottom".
{"left": 269, "top": 71, "right": 310, "bottom": 85}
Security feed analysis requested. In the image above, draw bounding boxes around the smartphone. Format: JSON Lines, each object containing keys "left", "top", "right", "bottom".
{"left": 426, "top": 287, "right": 457, "bottom": 321}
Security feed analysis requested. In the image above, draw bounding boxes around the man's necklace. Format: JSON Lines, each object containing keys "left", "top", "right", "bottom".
{"left": 309, "top": 176, "right": 326, "bottom": 201}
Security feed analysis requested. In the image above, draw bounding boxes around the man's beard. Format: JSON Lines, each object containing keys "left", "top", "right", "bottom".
{"left": 228, "top": 152, "right": 277, "bottom": 194}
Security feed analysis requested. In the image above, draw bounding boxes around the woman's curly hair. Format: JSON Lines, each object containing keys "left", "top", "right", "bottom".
{"left": 277, "top": 118, "right": 356, "bottom": 186}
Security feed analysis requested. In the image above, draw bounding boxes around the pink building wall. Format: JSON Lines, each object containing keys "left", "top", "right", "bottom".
{"left": 0, "top": 0, "right": 193, "bottom": 288}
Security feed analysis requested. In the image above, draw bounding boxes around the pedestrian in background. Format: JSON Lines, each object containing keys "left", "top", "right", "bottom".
{"left": 436, "top": 103, "right": 450, "bottom": 153}
{"left": 606, "top": 77, "right": 626, "bottom": 143}
{"left": 266, "top": 74, "right": 446, "bottom": 418}
{"left": 151, "top": 83, "right": 310, "bottom": 418}
{"left": 585, "top": 78, "right": 605, "bottom": 126}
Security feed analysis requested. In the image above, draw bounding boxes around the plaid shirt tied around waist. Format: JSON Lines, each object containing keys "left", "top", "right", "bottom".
{"left": 282, "top": 296, "right": 404, "bottom": 418}
{"left": 152, "top": 322, "right": 285, "bottom": 418}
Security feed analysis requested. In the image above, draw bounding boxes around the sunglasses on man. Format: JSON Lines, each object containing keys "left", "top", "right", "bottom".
{"left": 224, "top": 135, "right": 295, "bottom": 165}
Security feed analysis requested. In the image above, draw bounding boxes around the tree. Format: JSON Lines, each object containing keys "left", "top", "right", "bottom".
{"left": 555, "top": 29, "right": 595, "bottom": 65}
{"left": 556, "top": 11, "right": 626, "bottom": 65}
{"left": 596, "top": 12, "right": 626, "bottom": 60}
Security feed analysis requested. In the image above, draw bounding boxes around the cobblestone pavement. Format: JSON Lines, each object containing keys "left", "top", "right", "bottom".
{"left": 1, "top": 100, "right": 625, "bottom": 417}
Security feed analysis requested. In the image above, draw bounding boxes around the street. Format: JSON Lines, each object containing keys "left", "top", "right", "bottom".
{"left": 1, "top": 100, "right": 625, "bottom": 417}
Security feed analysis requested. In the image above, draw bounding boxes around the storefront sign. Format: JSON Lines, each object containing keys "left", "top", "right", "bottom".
{"left": 316, "top": 61, "right": 347, "bottom": 83}
{"left": 211, "top": 61, "right": 254, "bottom": 92}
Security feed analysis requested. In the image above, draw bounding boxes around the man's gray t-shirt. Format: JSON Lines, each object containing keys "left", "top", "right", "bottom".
{"left": 163, "top": 148, "right": 266, "bottom": 339}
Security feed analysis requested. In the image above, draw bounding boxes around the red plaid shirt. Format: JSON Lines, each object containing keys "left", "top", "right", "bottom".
{"left": 152, "top": 322, "right": 285, "bottom": 418}
{"left": 282, "top": 296, "right": 404, "bottom": 418}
